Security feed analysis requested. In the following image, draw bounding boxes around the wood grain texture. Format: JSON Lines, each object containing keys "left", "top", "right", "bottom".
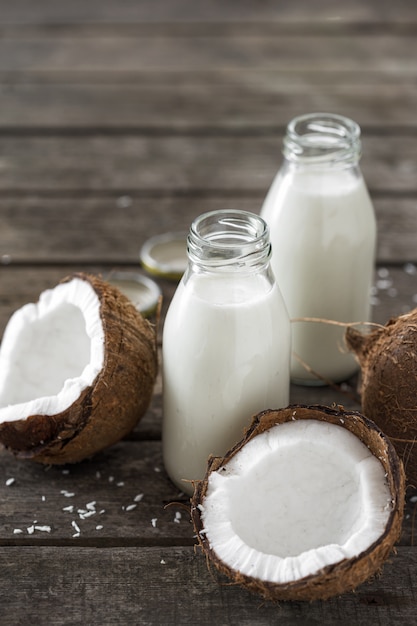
{"left": 0, "top": 32, "right": 414, "bottom": 71}
{"left": 0, "top": 546, "right": 415, "bottom": 626}
{"left": 1, "top": 81, "right": 417, "bottom": 129}
{"left": 0, "top": 1, "right": 416, "bottom": 25}
{"left": 0, "top": 196, "right": 416, "bottom": 264}
{"left": 0, "top": 136, "right": 415, "bottom": 194}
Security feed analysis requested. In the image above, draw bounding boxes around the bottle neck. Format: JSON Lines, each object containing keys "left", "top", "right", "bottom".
{"left": 186, "top": 210, "right": 271, "bottom": 273}
{"left": 282, "top": 113, "right": 362, "bottom": 169}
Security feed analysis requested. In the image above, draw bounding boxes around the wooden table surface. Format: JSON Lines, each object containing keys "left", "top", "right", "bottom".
{"left": 0, "top": 1, "right": 416, "bottom": 624}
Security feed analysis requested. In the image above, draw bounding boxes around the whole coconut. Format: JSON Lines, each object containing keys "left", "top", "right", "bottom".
{"left": 346, "top": 310, "right": 417, "bottom": 487}
{"left": 0, "top": 273, "right": 158, "bottom": 463}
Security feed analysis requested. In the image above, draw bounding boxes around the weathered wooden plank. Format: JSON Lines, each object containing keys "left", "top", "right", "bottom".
{"left": 1, "top": 264, "right": 416, "bottom": 337}
{"left": 1, "top": 261, "right": 417, "bottom": 323}
{"left": 0, "top": 69, "right": 415, "bottom": 87}
{"left": 0, "top": 440, "right": 195, "bottom": 544}
{"left": 0, "top": 136, "right": 415, "bottom": 194}
{"left": 0, "top": 0, "right": 416, "bottom": 25}
{"left": 1, "top": 81, "right": 417, "bottom": 129}
{"left": 0, "top": 545, "right": 415, "bottom": 626}
{"left": 0, "top": 34, "right": 414, "bottom": 73}
{"left": 0, "top": 196, "right": 415, "bottom": 264}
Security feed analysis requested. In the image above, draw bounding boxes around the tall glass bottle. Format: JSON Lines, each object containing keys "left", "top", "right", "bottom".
{"left": 261, "top": 113, "right": 376, "bottom": 385}
{"left": 162, "top": 209, "right": 290, "bottom": 495}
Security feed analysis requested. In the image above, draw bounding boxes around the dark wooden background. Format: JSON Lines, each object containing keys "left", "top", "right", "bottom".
{"left": 0, "top": 1, "right": 416, "bottom": 624}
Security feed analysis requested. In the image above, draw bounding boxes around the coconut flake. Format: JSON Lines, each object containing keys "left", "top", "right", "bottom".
{"left": 61, "top": 490, "right": 75, "bottom": 498}
{"left": 34, "top": 525, "right": 51, "bottom": 533}
{"left": 72, "top": 521, "right": 81, "bottom": 533}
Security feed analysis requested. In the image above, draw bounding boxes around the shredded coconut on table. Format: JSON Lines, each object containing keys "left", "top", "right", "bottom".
{"left": 61, "top": 490, "right": 75, "bottom": 498}
{"left": 72, "top": 521, "right": 81, "bottom": 533}
{"left": 79, "top": 510, "right": 96, "bottom": 519}
{"left": 35, "top": 525, "right": 51, "bottom": 533}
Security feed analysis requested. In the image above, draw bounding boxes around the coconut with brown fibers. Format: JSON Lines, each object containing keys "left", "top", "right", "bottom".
{"left": 0, "top": 273, "right": 158, "bottom": 464}
{"left": 191, "top": 405, "right": 404, "bottom": 602}
{"left": 346, "top": 311, "right": 417, "bottom": 488}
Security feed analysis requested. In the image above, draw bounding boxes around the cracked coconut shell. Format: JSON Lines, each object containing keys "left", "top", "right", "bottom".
{"left": 191, "top": 405, "right": 405, "bottom": 602}
{"left": 0, "top": 273, "right": 158, "bottom": 463}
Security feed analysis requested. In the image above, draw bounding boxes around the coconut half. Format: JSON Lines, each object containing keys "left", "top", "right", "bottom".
{"left": 191, "top": 405, "right": 404, "bottom": 602}
{"left": 0, "top": 273, "right": 158, "bottom": 463}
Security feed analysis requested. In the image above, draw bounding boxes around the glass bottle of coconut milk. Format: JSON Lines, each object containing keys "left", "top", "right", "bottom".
{"left": 162, "top": 209, "right": 291, "bottom": 495}
{"left": 261, "top": 113, "right": 376, "bottom": 385}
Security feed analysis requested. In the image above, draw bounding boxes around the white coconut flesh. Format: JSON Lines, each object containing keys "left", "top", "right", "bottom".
{"left": 199, "top": 419, "right": 393, "bottom": 585}
{"left": 0, "top": 278, "right": 104, "bottom": 423}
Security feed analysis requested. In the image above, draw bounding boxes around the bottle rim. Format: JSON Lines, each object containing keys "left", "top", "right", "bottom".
{"left": 187, "top": 209, "right": 271, "bottom": 269}
{"left": 283, "top": 112, "right": 362, "bottom": 166}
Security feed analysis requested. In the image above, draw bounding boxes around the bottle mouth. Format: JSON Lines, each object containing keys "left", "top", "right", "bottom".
{"left": 283, "top": 113, "right": 362, "bottom": 166}
{"left": 187, "top": 210, "right": 271, "bottom": 269}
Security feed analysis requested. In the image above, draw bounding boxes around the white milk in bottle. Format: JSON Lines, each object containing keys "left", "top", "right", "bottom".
{"left": 261, "top": 113, "right": 376, "bottom": 385}
{"left": 162, "top": 210, "right": 290, "bottom": 495}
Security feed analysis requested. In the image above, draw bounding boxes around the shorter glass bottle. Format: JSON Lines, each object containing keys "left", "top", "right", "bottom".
{"left": 162, "top": 209, "right": 291, "bottom": 495}
{"left": 261, "top": 113, "right": 377, "bottom": 385}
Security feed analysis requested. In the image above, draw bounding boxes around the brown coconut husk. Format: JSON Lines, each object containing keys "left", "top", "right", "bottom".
{"left": 346, "top": 310, "right": 417, "bottom": 488}
{"left": 0, "top": 272, "right": 158, "bottom": 464}
{"left": 191, "top": 404, "right": 405, "bottom": 602}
